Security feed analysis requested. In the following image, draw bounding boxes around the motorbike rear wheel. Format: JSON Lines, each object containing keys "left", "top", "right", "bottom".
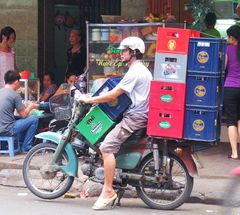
{"left": 136, "top": 153, "right": 193, "bottom": 210}
{"left": 22, "top": 142, "right": 74, "bottom": 199}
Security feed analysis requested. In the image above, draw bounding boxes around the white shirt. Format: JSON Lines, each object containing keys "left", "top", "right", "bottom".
{"left": 0, "top": 50, "right": 15, "bottom": 88}
{"left": 118, "top": 60, "right": 153, "bottom": 117}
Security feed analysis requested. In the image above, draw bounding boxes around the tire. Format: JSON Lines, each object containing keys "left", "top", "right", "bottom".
{"left": 222, "top": 176, "right": 240, "bottom": 215}
{"left": 22, "top": 142, "right": 74, "bottom": 199}
{"left": 136, "top": 153, "right": 193, "bottom": 210}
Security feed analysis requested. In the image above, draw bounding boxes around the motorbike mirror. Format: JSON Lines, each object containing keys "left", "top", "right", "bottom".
{"left": 74, "top": 83, "right": 81, "bottom": 92}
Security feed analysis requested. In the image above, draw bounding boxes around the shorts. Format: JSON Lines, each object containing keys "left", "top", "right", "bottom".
{"left": 99, "top": 113, "right": 147, "bottom": 154}
{"left": 223, "top": 87, "right": 240, "bottom": 126}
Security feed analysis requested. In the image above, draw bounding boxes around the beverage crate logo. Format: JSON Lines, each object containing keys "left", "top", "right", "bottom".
{"left": 86, "top": 115, "right": 103, "bottom": 134}
{"left": 160, "top": 94, "right": 173, "bottom": 103}
{"left": 193, "top": 119, "right": 204, "bottom": 132}
{"left": 163, "top": 64, "right": 177, "bottom": 78}
{"left": 91, "top": 122, "right": 103, "bottom": 134}
{"left": 197, "top": 51, "right": 209, "bottom": 64}
{"left": 194, "top": 85, "right": 206, "bottom": 97}
{"left": 159, "top": 121, "right": 171, "bottom": 129}
{"left": 167, "top": 39, "right": 176, "bottom": 51}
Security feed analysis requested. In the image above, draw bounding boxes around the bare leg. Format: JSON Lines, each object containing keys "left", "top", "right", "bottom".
{"left": 228, "top": 125, "right": 238, "bottom": 158}
{"left": 237, "top": 120, "right": 240, "bottom": 137}
{"left": 100, "top": 152, "right": 116, "bottom": 198}
{"left": 92, "top": 152, "right": 117, "bottom": 210}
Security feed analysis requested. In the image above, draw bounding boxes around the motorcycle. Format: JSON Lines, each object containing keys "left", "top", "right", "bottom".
{"left": 22, "top": 87, "right": 198, "bottom": 210}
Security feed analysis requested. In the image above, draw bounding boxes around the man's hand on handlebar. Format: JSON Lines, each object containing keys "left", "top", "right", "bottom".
{"left": 77, "top": 94, "right": 93, "bottom": 104}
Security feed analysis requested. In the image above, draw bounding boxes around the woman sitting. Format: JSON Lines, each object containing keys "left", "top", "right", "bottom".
{"left": 54, "top": 73, "right": 77, "bottom": 96}
{"left": 39, "top": 72, "right": 57, "bottom": 102}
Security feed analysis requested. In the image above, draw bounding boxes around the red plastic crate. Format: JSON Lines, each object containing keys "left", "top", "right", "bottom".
{"left": 149, "top": 81, "right": 186, "bottom": 110}
{"left": 156, "top": 27, "right": 199, "bottom": 54}
{"left": 147, "top": 107, "right": 185, "bottom": 138}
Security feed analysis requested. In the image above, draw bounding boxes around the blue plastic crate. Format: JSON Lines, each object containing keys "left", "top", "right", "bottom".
{"left": 186, "top": 73, "right": 221, "bottom": 107}
{"left": 187, "top": 38, "right": 226, "bottom": 73}
{"left": 184, "top": 106, "right": 221, "bottom": 142}
{"left": 93, "top": 77, "right": 132, "bottom": 121}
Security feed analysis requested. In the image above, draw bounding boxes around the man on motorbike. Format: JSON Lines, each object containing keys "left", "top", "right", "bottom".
{"left": 78, "top": 36, "right": 153, "bottom": 210}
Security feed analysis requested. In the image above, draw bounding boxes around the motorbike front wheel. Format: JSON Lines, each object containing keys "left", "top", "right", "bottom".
{"left": 22, "top": 142, "right": 74, "bottom": 199}
{"left": 136, "top": 153, "right": 193, "bottom": 210}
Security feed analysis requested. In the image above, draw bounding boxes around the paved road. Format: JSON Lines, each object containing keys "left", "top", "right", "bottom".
{"left": 0, "top": 182, "right": 231, "bottom": 215}
{"left": 1, "top": 141, "right": 239, "bottom": 214}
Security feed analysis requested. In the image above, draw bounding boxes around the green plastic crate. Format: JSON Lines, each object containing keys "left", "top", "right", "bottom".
{"left": 76, "top": 106, "right": 116, "bottom": 145}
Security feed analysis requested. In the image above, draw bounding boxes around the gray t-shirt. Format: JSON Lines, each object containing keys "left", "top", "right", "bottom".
{"left": 117, "top": 60, "right": 153, "bottom": 117}
{"left": 0, "top": 88, "right": 24, "bottom": 134}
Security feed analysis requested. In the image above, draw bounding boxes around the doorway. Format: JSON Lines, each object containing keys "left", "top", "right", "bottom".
{"left": 54, "top": 4, "right": 80, "bottom": 84}
{"left": 38, "top": 0, "right": 121, "bottom": 86}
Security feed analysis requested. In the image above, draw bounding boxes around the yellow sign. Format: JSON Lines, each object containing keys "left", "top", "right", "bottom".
{"left": 167, "top": 39, "right": 176, "bottom": 51}
{"left": 194, "top": 85, "right": 206, "bottom": 97}
{"left": 197, "top": 51, "right": 209, "bottom": 64}
{"left": 193, "top": 119, "right": 204, "bottom": 132}
{"left": 95, "top": 59, "right": 149, "bottom": 68}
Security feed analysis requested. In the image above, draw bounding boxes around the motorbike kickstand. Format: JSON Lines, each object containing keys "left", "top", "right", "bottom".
{"left": 114, "top": 188, "right": 125, "bottom": 207}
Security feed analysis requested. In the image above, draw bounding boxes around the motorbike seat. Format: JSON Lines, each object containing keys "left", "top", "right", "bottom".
{"left": 132, "top": 127, "right": 147, "bottom": 136}
{"left": 124, "top": 127, "right": 147, "bottom": 143}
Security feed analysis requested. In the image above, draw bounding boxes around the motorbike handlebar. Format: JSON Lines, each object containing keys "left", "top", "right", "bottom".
{"left": 74, "top": 83, "right": 82, "bottom": 92}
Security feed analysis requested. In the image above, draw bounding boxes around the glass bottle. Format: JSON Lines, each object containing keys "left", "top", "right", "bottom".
{"left": 79, "top": 74, "right": 87, "bottom": 94}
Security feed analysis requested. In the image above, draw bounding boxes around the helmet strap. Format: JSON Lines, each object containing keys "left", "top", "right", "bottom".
{"left": 123, "top": 49, "right": 136, "bottom": 63}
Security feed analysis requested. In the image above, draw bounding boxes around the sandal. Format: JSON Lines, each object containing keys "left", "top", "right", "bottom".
{"left": 92, "top": 193, "right": 118, "bottom": 210}
{"left": 227, "top": 154, "right": 240, "bottom": 160}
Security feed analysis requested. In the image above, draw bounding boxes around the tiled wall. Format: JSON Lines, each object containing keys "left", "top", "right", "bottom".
{"left": 0, "top": 0, "right": 38, "bottom": 75}
{"left": 121, "top": 0, "right": 146, "bottom": 19}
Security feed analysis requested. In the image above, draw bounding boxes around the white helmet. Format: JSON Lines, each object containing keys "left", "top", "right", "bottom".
{"left": 118, "top": 36, "right": 145, "bottom": 54}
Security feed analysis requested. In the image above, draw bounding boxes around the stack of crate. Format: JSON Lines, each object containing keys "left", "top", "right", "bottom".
{"left": 76, "top": 77, "right": 132, "bottom": 145}
{"left": 147, "top": 27, "right": 199, "bottom": 139}
{"left": 184, "top": 38, "right": 226, "bottom": 142}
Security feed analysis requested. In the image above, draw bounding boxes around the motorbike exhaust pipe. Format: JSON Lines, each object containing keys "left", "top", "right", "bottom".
{"left": 120, "top": 172, "right": 161, "bottom": 183}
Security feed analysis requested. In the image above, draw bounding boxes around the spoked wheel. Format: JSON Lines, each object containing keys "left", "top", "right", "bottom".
{"left": 136, "top": 153, "right": 193, "bottom": 210}
{"left": 222, "top": 176, "right": 240, "bottom": 215}
{"left": 22, "top": 142, "right": 74, "bottom": 199}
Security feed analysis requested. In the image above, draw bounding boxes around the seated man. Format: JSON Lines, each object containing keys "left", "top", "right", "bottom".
{"left": 0, "top": 70, "right": 39, "bottom": 152}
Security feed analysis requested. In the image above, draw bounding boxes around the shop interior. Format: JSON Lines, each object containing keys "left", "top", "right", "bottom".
{"left": 21, "top": 0, "right": 240, "bottom": 102}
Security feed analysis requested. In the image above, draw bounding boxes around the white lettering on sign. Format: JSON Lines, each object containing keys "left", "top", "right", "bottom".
{"left": 197, "top": 42, "right": 210, "bottom": 47}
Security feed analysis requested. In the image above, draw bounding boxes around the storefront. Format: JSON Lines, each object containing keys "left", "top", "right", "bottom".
{"left": 0, "top": 0, "right": 239, "bottom": 89}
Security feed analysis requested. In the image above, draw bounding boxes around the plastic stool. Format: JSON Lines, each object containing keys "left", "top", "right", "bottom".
{"left": 0, "top": 136, "right": 21, "bottom": 158}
